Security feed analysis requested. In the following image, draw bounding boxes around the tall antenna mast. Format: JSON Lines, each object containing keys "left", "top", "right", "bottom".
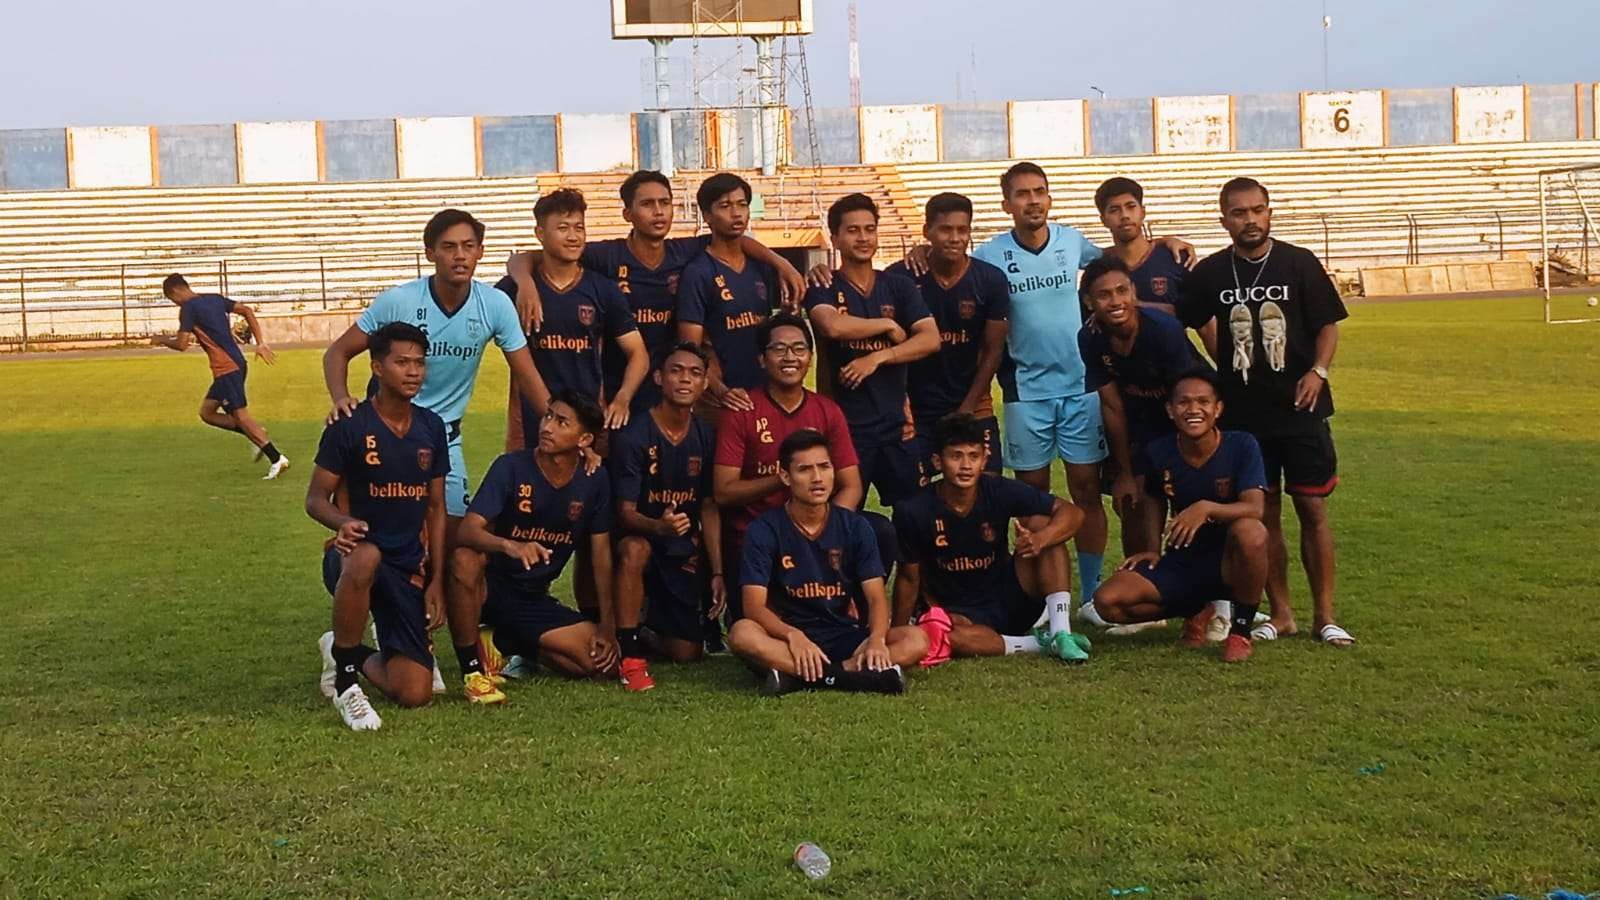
{"left": 848, "top": 0, "right": 861, "bottom": 108}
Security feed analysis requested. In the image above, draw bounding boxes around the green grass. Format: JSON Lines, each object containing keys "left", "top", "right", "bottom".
{"left": 2, "top": 296, "right": 1598, "bottom": 898}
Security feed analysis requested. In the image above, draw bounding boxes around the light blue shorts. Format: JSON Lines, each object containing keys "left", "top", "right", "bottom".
{"left": 1003, "top": 394, "right": 1108, "bottom": 472}
{"left": 445, "top": 431, "right": 470, "bottom": 518}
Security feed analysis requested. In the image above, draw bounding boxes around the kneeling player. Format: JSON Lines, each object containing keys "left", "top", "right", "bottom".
{"left": 306, "top": 323, "right": 450, "bottom": 731}
{"left": 1091, "top": 370, "right": 1269, "bottom": 663}
{"left": 728, "top": 431, "right": 928, "bottom": 694}
{"left": 612, "top": 342, "right": 725, "bottom": 689}
{"left": 893, "top": 414, "right": 1089, "bottom": 663}
{"left": 454, "top": 390, "right": 622, "bottom": 685}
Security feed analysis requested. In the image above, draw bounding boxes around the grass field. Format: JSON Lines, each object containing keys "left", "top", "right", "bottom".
{"left": 2, "top": 296, "right": 1597, "bottom": 898}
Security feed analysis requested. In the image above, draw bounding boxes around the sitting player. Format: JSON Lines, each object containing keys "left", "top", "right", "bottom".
{"left": 452, "top": 390, "right": 622, "bottom": 687}
{"left": 611, "top": 343, "right": 725, "bottom": 690}
{"left": 307, "top": 323, "right": 450, "bottom": 731}
{"left": 728, "top": 430, "right": 928, "bottom": 694}
{"left": 1090, "top": 370, "right": 1270, "bottom": 663}
{"left": 893, "top": 414, "right": 1089, "bottom": 663}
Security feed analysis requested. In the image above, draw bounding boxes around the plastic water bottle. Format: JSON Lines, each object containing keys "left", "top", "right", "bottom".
{"left": 793, "top": 842, "right": 831, "bottom": 879}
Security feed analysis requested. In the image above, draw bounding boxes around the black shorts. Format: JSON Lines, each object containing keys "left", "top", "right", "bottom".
{"left": 1132, "top": 547, "right": 1230, "bottom": 619}
{"left": 912, "top": 414, "right": 1004, "bottom": 476}
{"left": 856, "top": 439, "right": 927, "bottom": 506}
{"left": 801, "top": 621, "right": 873, "bottom": 663}
{"left": 643, "top": 549, "right": 709, "bottom": 644}
{"left": 206, "top": 370, "right": 248, "bottom": 413}
{"left": 941, "top": 567, "right": 1043, "bottom": 635}
{"left": 321, "top": 546, "right": 433, "bottom": 669}
{"left": 1256, "top": 420, "right": 1338, "bottom": 497}
{"left": 483, "top": 573, "right": 587, "bottom": 656}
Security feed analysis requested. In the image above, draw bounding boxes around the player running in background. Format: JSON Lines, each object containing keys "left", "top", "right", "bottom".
{"left": 158, "top": 274, "right": 288, "bottom": 479}
{"left": 1091, "top": 370, "right": 1269, "bottom": 663}
{"left": 729, "top": 430, "right": 928, "bottom": 695}
{"left": 611, "top": 342, "right": 724, "bottom": 690}
{"left": 802, "top": 192, "right": 940, "bottom": 508}
{"left": 892, "top": 414, "right": 1088, "bottom": 663}
{"left": 1176, "top": 178, "right": 1354, "bottom": 648}
{"left": 453, "top": 390, "right": 622, "bottom": 686}
{"left": 307, "top": 323, "right": 449, "bottom": 730}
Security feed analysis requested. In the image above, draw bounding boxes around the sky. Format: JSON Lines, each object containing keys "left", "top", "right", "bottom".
{"left": 2, "top": 0, "right": 1597, "bottom": 129}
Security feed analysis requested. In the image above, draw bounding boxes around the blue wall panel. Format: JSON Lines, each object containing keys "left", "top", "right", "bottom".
{"left": 636, "top": 111, "right": 706, "bottom": 172}
{"left": 1528, "top": 84, "right": 1577, "bottom": 142}
{"left": 792, "top": 107, "right": 859, "bottom": 166}
{"left": 480, "top": 115, "right": 558, "bottom": 176}
{"left": 940, "top": 102, "right": 1009, "bottom": 161}
{"left": 1088, "top": 98, "right": 1153, "bottom": 156}
{"left": 157, "top": 124, "right": 237, "bottom": 186}
{"left": 1234, "top": 93, "right": 1300, "bottom": 151}
{"left": 1387, "top": 88, "right": 1453, "bottom": 146}
{"left": 0, "top": 129, "right": 68, "bottom": 190}
{"left": 322, "top": 119, "right": 397, "bottom": 182}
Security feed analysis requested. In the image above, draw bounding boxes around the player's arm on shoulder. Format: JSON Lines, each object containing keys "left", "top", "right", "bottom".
{"left": 323, "top": 323, "right": 372, "bottom": 418}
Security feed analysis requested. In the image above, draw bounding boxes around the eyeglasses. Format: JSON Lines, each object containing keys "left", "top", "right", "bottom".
{"left": 764, "top": 342, "right": 811, "bottom": 358}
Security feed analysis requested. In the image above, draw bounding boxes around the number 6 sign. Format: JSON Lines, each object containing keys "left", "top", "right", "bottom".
{"left": 1302, "top": 90, "right": 1384, "bottom": 148}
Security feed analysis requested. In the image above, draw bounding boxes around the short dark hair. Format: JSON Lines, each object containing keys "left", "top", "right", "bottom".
{"left": 756, "top": 311, "right": 813, "bottom": 352}
{"left": 1220, "top": 177, "right": 1269, "bottom": 211}
{"left": 1079, "top": 255, "right": 1134, "bottom": 304}
{"left": 620, "top": 170, "right": 672, "bottom": 207}
{"left": 161, "top": 273, "right": 189, "bottom": 295}
{"left": 778, "top": 428, "right": 830, "bottom": 470}
{"left": 657, "top": 340, "right": 709, "bottom": 371}
{"left": 696, "top": 172, "right": 752, "bottom": 214}
{"left": 369, "top": 321, "right": 430, "bottom": 361}
{"left": 534, "top": 188, "right": 587, "bottom": 224}
{"left": 924, "top": 192, "right": 973, "bottom": 225}
{"left": 933, "top": 413, "right": 989, "bottom": 453}
{"left": 551, "top": 388, "right": 605, "bottom": 436}
{"left": 424, "top": 208, "right": 485, "bottom": 249}
{"left": 1001, "top": 161, "right": 1048, "bottom": 198}
{"left": 1168, "top": 367, "right": 1221, "bottom": 400}
{"left": 827, "top": 192, "right": 879, "bottom": 234}
{"left": 1094, "top": 177, "right": 1143, "bottom": 213}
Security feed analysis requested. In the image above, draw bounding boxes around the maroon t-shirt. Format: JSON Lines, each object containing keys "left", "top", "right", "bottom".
{"left": 714, "top": 386, "right": 860, "bottom": 539}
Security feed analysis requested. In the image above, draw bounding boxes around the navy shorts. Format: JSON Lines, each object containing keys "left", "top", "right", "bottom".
{"left": 801, "top": 622, "right": 873, "bottom": 664}
{"left": 912, "top": 414, "right": 1004, "bottom": 476}
{"left": 942, "top": 567, "right": 1043, "bottom": 635}
{"left": 206, "top": 369, "right": 248, "bottom": 413}
{"left": 483, "top": 573, "right": 587, "bottom": 656}
{"left": 856, "top": 439, "right": 927, "bottom": 506}
{"left": 1133, "top": 547, "right": 1230, "bottom": 619}
{"left": 1256, "top": 420, "right": 1339, "bottom": 497}
{"left": 643, "top": 549, "right": 708, "bottom": 644}
{"left": 321, "top": 546, "right": 433, "bottom": 669}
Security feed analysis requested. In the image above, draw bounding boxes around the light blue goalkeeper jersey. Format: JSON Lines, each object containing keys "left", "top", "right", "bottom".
{"left": 973, "top": 224, "right": 1102, "bottom": 402}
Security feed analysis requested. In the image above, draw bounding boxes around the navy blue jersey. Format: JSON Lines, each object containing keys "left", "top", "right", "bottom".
{"left": 178, "top": 294, "right": 246, "bottom": 377}
{"left": 1128, "top": 243, "right": 1190, "bottom": 311}
{"left": 313, "top": 400, "right": 451, "bottom": 573}
{"left": 740, "top": 506, "right": 885, "bottom": 631}
{"left": 893, "top": 475, "right": 1054, "bottom": 606}
{"left": 675, "top": 251, "right": 776, "bottom": 391}
{"left": 887, "top": 257, "right": 1011, "bottom": 426}
{"left": 584, "top": 235, "right": 712, "bottom": 410}
{"left": 1141, "top": 431, "right": 1267, "bottom": 552}
{"left": 610, "top": 409, "right": 716, "bottom": 558}
{"left": 468, "top": 451, "right": 615, "bottom": 593}
{"left": 496, "top": 270, "right": 636, "bottom": 403}
{"left": 1080, "top": 308, "right": 1207, "bottom": 445}
{"left": 802, "top": 270, "right": 932, "bottom": 448}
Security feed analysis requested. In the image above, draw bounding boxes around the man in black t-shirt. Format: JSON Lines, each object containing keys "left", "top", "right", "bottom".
{"left": 1176, "top": 177, "right": 1353, "bottom": 648}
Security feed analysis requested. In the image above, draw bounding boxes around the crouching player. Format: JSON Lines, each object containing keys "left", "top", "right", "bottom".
{"left": 1091, "top": 370, "right": 1269, "bottom": 662}
{"left": 307, "top": 323, "right": 450, "bottom": 731}
{"left": 452, "top": 390, "right": 622, "bottom": 688}
{"left": 611, "top": 342, "right": 725, "bottom": 690}
{"left": 729, "top": 431, "right": 928, "bottom": 694}
{"left": 892, "top": 414, "right": 1089, "bottom": 663}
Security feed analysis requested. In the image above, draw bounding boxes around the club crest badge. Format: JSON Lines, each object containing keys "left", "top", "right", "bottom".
{"left": 416, "top": 448, "right": 433, "bottom": 472}
{"left": 578, "top": 305, "right": 595, "bottom": 326}
{"left": 828, "top": 548, "right": 843, "bottom": 572}
{"left": 958, "top": 298, "right": 977, "bottom": 319}
{"left": 1150, "top": 276, "right": 1169, "bottom": 297}
{"left": 687, "top": 456, "right": 702, "bottom": 477}
{"left": 568, "top": 500, "right": 585, "bottom": 521}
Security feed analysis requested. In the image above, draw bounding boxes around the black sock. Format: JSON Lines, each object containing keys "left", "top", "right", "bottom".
{"left": 260, "top": 442, "right": 282, "bottom": 463}
{"left": 333, "top": 643, "right": 376, "bottom": 693}
{"left": 1230, "top": 602, "right": 1260, "bottom": 638}
{"left": 618, "top": 626, "right": 642, "bottom": 659}
{"left": 455, "top": 643, "right": 482, "bottom": 676}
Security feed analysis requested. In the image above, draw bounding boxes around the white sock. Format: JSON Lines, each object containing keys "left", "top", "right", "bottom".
{"left": 1004, "top": 634, "right": 1045, "bottom": 655}
{"left": 1046, "top": 591, "right": 1073, "bottom": 634}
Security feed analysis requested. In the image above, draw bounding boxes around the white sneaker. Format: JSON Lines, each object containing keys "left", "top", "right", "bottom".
{"left": 501, "top": 654, "right": 535, "bottom": 680}
{"left": 332, "top": 684, "right": 383, "bottom": 731}
{"left": 1205, "top": 614, "right": 1230, "bottom": 643}
{"left": 317, "top": 631, "right": 337, "bottom": 699}
{"left": 1074, "top": 601, "right": 1110, "bottom": 628}
{"left": 431, "top": 663, "right": 446, "bottom": 694}
{"left": 263, "top": 456, "right": 291, "bottom": 480}
{"left": 1105, "top": 619, "right": 1169, "bottom": 637}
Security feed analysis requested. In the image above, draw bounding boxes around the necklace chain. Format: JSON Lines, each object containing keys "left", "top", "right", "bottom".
{"left": 1230, "top": 242, "right": 1274, "bottom": 296}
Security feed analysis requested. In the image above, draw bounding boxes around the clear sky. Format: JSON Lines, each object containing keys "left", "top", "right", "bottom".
{"left": 3, "top": 0, "right": 1596, "bottom": 129}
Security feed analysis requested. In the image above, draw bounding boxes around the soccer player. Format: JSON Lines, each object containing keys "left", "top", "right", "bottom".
{"left": 728, "top": 430, "right": 928, "bottom": 694}
{"left": 307, "top": 323, "right": 449, "bottom": 731}
{"left": 495, "top": 188, "right": 649, "bottom": 447}
{"left": 676, "top": 172, "right": 779, "bottom": 419}
{"left": 1095, "top": 177, "right": 1191, "bottom": 316}
{"left": 887, "top": 192, "right": 1011, "bottom": 474}
{"left": 713, "top": 313, "right": 864, "bottom": 622}
{"left": 1090, "top": 370, "right": 1270, "bottom": 663}
{"left": 453, "top": 390, "right": 622, "bottom": 684}
{"left": 1176, "top": 178, "right": 1354, "bottom": 648}
{"left": 892, "top": 414, "right": 1089, "bottom": 662}
{"left": 803, "top": 192, "right": 940, "bottom": 507}
{"left": 611, "top": 342, "right": 724, "bottom": 690}
{"left": 157, "top": 274, "right": 288, "bottom": 479}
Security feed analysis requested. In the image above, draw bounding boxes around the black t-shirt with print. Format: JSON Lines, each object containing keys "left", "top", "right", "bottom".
{"left": 1178, "top": 240, "right": 1347, "bottom": 432}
